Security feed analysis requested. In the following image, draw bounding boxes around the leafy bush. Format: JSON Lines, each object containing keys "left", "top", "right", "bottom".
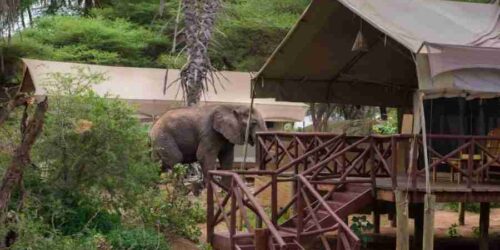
{"left": 373, "top": 108, "right": 398, "bottom": 135}
{"left": 4, "top": 211, "right": 98, "bottom": 250}
{"left": 350, "top": 215, "right": 374, "bottom": 247}
{"left": 1, "top": 68, "right": 159, "bottom": 239}
{"left": 2, "top": 69, "right": 202, "bottom": 248}
{"left": 6, "top": 15, "right": 169, "bottom": 67}
{"left": 107, "top": 228, "right": 170, "bottom": 250}
{"left": 447, "top": 223, "right": 460, "bottom": 238}
{"left": 136, "top": 165, "right": 205, "bottom": 241}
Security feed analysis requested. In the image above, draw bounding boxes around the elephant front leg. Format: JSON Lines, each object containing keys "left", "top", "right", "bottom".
{"left": 218, "top": 145, "right": 235, "bottom": 190}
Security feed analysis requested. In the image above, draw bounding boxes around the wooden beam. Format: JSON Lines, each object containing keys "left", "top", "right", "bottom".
{"left": 373, "top": 201, "right": 381, "bottom": 234}
{"left": 423, "top": 194, "right": 436, "bottom": 250}
{"left": 479, "top": 202, "right": 490, "bottom": 250}
{"left": 254, "top": 228, "right": 270, "bottom": 250}
{"left": 413, "top": 203, "right": 424, "bottom": 249}
{"left": 458, "top": 202, "right": 465, "bottom": 226}
{"left": 395, "top": 190, "right": 409, "bottom": 250}
{"left": 458, "top": 98, "right": 466, "bottom": 226}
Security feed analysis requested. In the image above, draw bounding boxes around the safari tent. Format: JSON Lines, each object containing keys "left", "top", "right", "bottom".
{"left": 21, "top": 59, "right": 308, "bottom": 123}
{"left": 20, "top": 59, "right": 308, "bottom": 165}
{"left": 253, "top": 0, "right": 500, "bottom": 109}
{"left": 201, "top": 0, "right": 500, "bottom": 250}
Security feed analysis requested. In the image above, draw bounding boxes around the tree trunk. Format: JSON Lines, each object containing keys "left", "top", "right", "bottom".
{"left": 0, "top": 98, "right": 48, "bottom": 213}
{"left": 181, "top": 0, "right": 220, "bottom": 107}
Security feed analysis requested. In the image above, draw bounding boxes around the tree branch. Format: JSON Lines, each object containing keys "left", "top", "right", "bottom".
{"left": 0, "top": 98, "right": 48, "bottom": 213}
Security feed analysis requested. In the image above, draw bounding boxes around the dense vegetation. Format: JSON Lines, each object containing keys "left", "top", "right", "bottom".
{"left": 0, "top": 69, "right": 204, "bottom": 249}
{"left": 0, "top": 1, "right": 308, "bottom": 248}
{"left": 0, "top": 0, "right": 494, "bottom": 248}
{"left": 1, "top": 0, "right": 308, "bottom": 76}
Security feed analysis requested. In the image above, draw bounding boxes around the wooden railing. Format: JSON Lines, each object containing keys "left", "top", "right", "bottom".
{"left": 297, "top": 174, "right": 361, "bottom": 250}
{"left": 207, "top": 170, "right": 287, "bottom": 249}
{"left": 207, "top": 132, "right": 500, "bottom": 250}
{"left": 256, "top": 132, "right": 500, "bottom": 190}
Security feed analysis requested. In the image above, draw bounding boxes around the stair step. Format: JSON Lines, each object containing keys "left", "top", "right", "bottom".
{"left": 344, "top": 183, "right": 372, "bottom": 192}
{"left": 330, "top": 191, "right": 361, "bottom": 202}
{"left": 325, "top": 200, "right": 345, "bottom": 211}
{"left": 237, "top": 242, "right": 303, "bottom": 250}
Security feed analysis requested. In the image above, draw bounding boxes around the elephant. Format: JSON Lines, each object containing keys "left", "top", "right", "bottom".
{"left": 149, "top": 104, "right": 267, "bottom": 187}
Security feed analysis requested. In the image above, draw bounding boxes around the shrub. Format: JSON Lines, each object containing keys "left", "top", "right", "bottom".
{"left": 21, "top": 67, "right": 160, "bottom": 235}
{"left": 447, "top": 223, "right": 460, "bottom": 238}
{"left": 135, "top": 165, "right": 205, "bottom": 242}
{"left": 106, "top": 228, "right": 170, "bottom": 250}
{"left": 350, "top": 215, "right": 374, "bottom": 247}
{"left": 7, "top": 15, "right": 169, "bottom": 67}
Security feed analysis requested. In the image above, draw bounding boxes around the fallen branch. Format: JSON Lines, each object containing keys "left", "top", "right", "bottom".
{"left": 0, "top": 98, "right": 48, "bottom": 213}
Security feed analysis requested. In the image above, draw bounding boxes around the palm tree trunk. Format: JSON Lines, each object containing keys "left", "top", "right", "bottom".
{"left": 181, "top": 0, "right": 220, "bottom": 107}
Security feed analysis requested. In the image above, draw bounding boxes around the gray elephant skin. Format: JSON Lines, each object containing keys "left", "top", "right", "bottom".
{"left": 150, "top": 105, "right": 267, "bottom": 180}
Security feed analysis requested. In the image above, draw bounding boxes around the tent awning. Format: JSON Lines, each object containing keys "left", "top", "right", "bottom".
{"left": 21, "top": 59, "right": 308, "bottom": 122}
{"left": 253, "top": 0, "right": 500, "bottom": 106}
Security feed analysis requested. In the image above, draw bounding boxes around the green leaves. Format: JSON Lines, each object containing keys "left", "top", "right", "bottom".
{"left": 9, "top": 15, "right": 169, "bottom": 67}
{"left": 350, "top": 215, "right": 374, "bottom": 247}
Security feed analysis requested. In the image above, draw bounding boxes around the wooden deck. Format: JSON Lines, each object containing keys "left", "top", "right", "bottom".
{"left": 375, "top": 174, "right": 500, "bottom": 203}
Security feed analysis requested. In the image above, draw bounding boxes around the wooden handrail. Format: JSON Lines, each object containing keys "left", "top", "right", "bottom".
{"left": 298, "top": 175, "right": 360, "bottom": 245}
{"left": 302, "top": 136, "right": 370, "bottom": 176}
{"left": 275, "top": 134, "right": 344, "bottom": 175}
{"left": 209, "top": 170, "right": 287, "bottom": 248}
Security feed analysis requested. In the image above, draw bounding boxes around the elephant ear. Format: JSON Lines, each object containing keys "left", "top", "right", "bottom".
{"left": 213, "top": 107, "right": 244, "bottom": 144}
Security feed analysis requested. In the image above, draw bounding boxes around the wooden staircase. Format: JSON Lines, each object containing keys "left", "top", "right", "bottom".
{"left": 209, "top": 175, "right": 373, "bottom": 250}
{"left": 212, "top": 230, "right": 304, "bottom": 250}
{"left": 280, "top": 183, "right": 373, "bottom": 237}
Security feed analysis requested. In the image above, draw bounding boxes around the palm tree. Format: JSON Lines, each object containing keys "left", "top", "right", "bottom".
{"left": 180, "top": 0, "right": 220, "bottom": 106}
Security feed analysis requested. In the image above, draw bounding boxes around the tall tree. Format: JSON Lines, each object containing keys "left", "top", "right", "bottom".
{"left": 0, "top": 0, "right": 20, "bottom": 75}
{"left": 180, "top": 0, "right": 220, "bottom": 106}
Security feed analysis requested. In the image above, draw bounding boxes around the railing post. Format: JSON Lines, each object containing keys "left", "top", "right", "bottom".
{"left": 230, "top": 179, "right": 237, "bottom": 250}
{"left": 257, "top": 134, "right": 264, "bottom": 170}
{"left": 391, "top": 136, "right": 398, "bottom": 189}
{"left": 468, "top": 138, "right": 474, "bottom": 188}
{"left": 206, "top": 173, "right": 214, "bottom": 245}
{"left": 271, "top": 173, "right": 278, "bottom": 226}
{"left": 336, "top": 227, "right": 343, "bottom": 250}
{"left": 254, "top": 228, "right": 270, "bottom": 250}
{"left": 296, "top": 179, "right": 304, "bottom": 243}
{"left": 370, "top": 137, "right": 376, "bottom": 190}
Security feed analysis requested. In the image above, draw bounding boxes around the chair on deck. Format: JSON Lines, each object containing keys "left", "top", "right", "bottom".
{"left": 485, "top": 128, "right": 500, "bottom": 180}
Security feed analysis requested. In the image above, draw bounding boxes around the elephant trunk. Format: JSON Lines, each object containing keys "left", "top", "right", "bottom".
{"left": 248, "top": 118, "right": 267, "bottom": 146}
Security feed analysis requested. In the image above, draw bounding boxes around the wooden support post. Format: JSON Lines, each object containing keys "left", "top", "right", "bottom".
{"left": 206, "top": 175, "right": 214, "bottom": 245}
{"left": 414, "top": 203, "right": 424, "bottom": 249}
{"left": 479, "top": 202, "right": 490, "bottom": 250}
{"left": 395, "top": 190, "right": 409, "bottom": 250}
{"left": 423, "top": 194, "right": 436, "bottom": 250}
{"left": 254, "top": 228, "right": 270, "bottom": 250}
{"left": 458, "top": 203, "right": 465, "bottom": 226}
{"left": 230, "top": 181, "right": 237, "bottom": 250}
{"left": 373, "top": 201, "right": 380, "bottom": 234}
{"left": 271, "top": 174, "right": 278, "bottom": 225}
{"left": 391, "top": 214, "right": 397, "bottom": 228}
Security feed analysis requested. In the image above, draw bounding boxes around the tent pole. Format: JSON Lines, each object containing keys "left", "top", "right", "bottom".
{"left": 419, "top": 92, "right": 435, "bottom": 250}
{"left": 241, "top": 79, "right": 256, "bottom": 170}
{"left": 458, "top": 98, "right": 466, "bottom": 225}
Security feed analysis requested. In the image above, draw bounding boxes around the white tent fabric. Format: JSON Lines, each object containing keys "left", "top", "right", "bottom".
{"left": 339, "top": 0, "right": 500, "bottom": 52}
{"left": 253, "top": 0, "right": 500, "bottom": 104}
{"left": 339, "top": 0, "right": 500, "bottom": 98}
{"left": 21, "top": 59, "right": 308, "bottom": 122}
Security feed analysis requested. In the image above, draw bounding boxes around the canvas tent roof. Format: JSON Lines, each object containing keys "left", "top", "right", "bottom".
{"left": 253, "top": 0, "right": 500, "bottom": 107}
{"left": 21, "top": 59, "right": 308, "bottom": 122}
